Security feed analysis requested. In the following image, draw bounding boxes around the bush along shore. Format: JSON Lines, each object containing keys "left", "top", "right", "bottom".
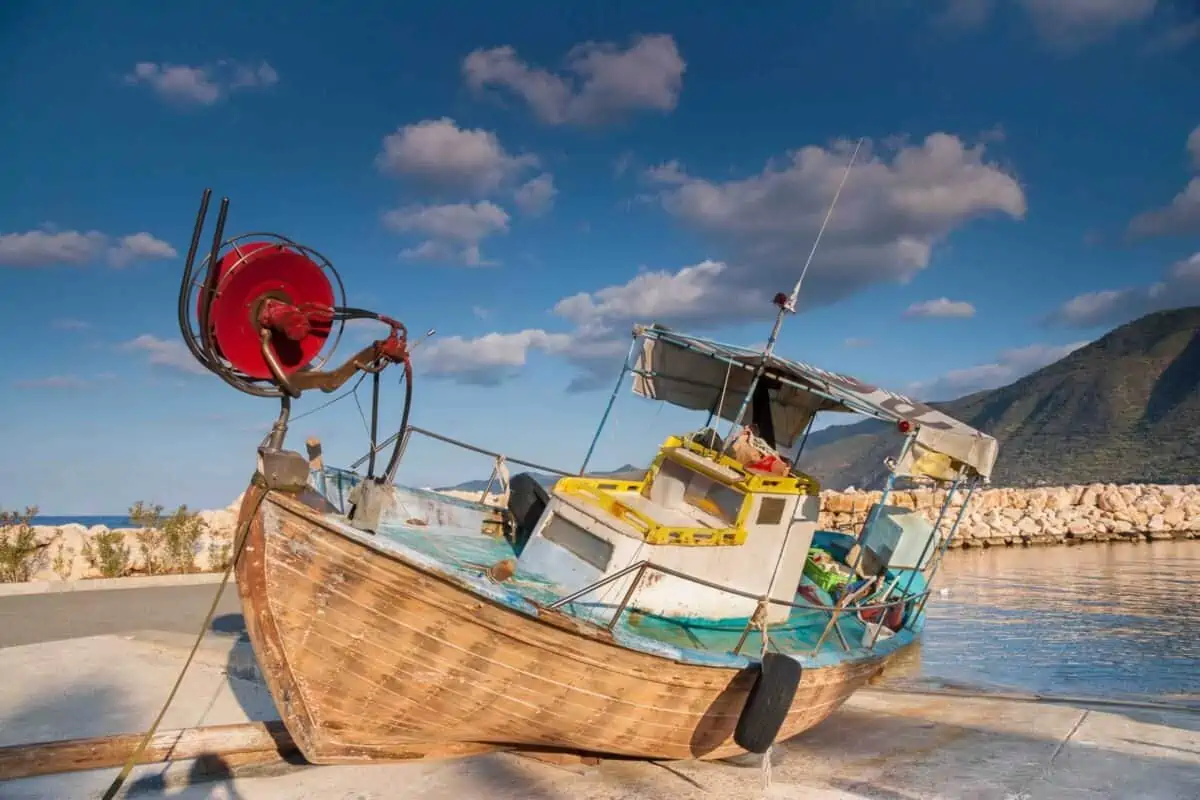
{"left": 3, "top": 482, "right": 1199, "bottom": 584}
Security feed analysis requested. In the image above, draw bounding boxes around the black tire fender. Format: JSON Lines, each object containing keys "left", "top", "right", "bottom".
{"left": 733, "top": 652, "right": 803, "bottom": 754}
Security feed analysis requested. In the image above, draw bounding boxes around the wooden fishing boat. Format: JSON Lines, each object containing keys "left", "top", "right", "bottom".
{"left": 179, "top": 186, "right": 998, "bottom": 766}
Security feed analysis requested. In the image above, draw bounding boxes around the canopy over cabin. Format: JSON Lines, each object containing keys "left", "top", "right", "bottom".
{"left": 627, "top": 324, "right": 999, "bottom": 484}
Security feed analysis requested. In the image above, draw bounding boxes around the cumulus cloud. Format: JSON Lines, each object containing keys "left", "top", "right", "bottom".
{"left": 1018, "top": 0, "right": 1158, "bottom": 49}
{"left": 121, "top": 334, "right": 207, "bottom": 375}
{"left": 552, "top": 260, "right": 761, "bottom": 334}
{"left": 462, "top": 34, "right": 685, "bottom": 126}
{"left": 934, "top": 0, "right": 996, "bottom": 29}
{"left": 0, "top": 228, "right": 176, "bottom": 268}
{"left": 513, "top": 174, "right": 558, "bottom": 216}
{"left": 904, "top": 297, "right": 977, "bottom": 318}
{"left": 1129, "top": 178, "right": 1200, "bottom": 238}
{"left": 383, "top": 201, "right": 509, "bottom": 266}
{"left": 52, "top": 318, "right": 90, "bottom": 330}
{"left": 934, "top": 0, "right": 1160, "bottom": 48}
{"left": 376, "top": 117, "right": 537, "bottom": 195}
{"left": 416, "top": 329, "right": 572, "bottom": 386}
{"left": 1189, "top": 124, "right": 1200, "bottom": 170}
{"left": 640, "top": 133, "right": 1024, "bottom": 316}
{"left": 107, "top": 233, "right": 179, "bottom": 267}
{"left": 1045, "top": 252, "right": 1200, "bottom": 329}
{"left": 907, "top": 340, "right": 1092, "bottom": 401}
{"left": 124, "top": 60, "right": 278, "bottom": 107}
{"left": 12, "top": 375, "right": 92, "bottom": 390}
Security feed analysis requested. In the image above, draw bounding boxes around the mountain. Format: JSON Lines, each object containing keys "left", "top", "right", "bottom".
{"left": 439, "top": 464, "right": 644, "bottom": 493}
{"left": 795, "top": 306, "right": 1200, "bottom": 489}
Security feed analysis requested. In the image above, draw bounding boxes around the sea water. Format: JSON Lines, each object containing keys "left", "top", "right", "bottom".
{"left": 882, "top": 539, "right": 1200, "bottom": 703}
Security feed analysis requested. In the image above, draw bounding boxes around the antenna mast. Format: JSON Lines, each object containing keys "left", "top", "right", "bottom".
{"left": 763, "top": 136, "right": 863, "bottom": 359}
{"left": 722, "top": 136, "right": 864, "bottom": 442}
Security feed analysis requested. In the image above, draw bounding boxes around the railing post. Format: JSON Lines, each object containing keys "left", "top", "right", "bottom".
{"left": 909, "top": 479, "right": 979, "bottom": 627}
{"left": 606, "top": 563, "right": 648, "bottom": 631}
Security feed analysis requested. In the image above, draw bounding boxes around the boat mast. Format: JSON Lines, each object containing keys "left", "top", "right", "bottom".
{"left": 722, "top": 136, "right": 864, "bottom": 445}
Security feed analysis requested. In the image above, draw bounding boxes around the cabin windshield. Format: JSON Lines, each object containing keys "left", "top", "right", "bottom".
{"left": 651, "top": 454, "right": 744, "bottom": 528}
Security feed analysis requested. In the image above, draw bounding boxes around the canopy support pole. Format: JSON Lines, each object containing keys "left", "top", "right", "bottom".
{"left": 579, "top": 336, "right": 638, "bottom": 475}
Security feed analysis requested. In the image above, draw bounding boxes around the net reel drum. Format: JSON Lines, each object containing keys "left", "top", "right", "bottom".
{"left": 177, "top": 189, "right": 415, "bottom": 529}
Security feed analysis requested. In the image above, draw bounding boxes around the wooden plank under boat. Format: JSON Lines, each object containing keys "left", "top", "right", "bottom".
{"left": 234, "top": 482, "right": 917, "bottom": 765}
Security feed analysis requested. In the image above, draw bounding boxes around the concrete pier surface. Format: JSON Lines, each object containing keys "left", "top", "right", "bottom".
{"left": 1, "top": 633, "right": 1197, "bottom": 799}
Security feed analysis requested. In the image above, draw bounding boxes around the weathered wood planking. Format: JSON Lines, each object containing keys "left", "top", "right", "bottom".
{"left": 0, "top": 721, "right": 295, "bottom": 781}
{"left": 235, "top": 487, "right": 907, "bottom": 765}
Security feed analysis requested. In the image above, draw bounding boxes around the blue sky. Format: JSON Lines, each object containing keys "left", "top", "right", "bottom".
{"left": 2, "top": 0, "right": 1199, "bottom": 513}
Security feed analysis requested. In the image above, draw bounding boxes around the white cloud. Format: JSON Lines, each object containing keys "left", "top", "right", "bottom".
{"left": 121, "top": 334, "right": 207, "bottom": 375}
{"left": 52, "top": 318, "right": 90, "bottom": 330}
{"left": 384, "top": 201, "right": 509, "bottom": 266}
{"left": 375, "top": 117, "right": 536, "bottom": 195}
{"left": 934, "top": 0, "right": 1160, "bottom": 49}
{"left": 0, "top": 228, "right": 175, "bottom": 268}
{"left": 907, "top": 340, "right": 1091, "bottom": 401}
{"left": 513, "top": 174, "right": 558, "bottom": 216}
{"left": 107, "top": 233, "right": 178, "bottom": 267}
{"left": 641, "top": 132, "right": 1025, "bottom": 315}
{"left": 1046, "top": 251, "right": 1200, "bottom": 328}
{"left": 124, "top": 60, "right": 278, "bottom": 107}
{"left": 1129, "top": 178, "right": 1200, "bottom": 237}
{"left": 1127, "top": 124, "right": 1200, "bottom": 237}
{"left": 462, "top": 34, "right": 685, "bottom": 127}
{"left": 13, "top": 375, "right": 91, "bottom": 390}
{"left": 904, "top": 297, "right": 977, "bottom": 318}
{"left": 935, "top": 0, "right": 995, "bottom": 29}
{"left": 1017, "top": 0, "right": 1158, "bottom": 49}
{"left": 552, "top": 259, "right": 759, "bottom": 333}
{"left": 416, "top": 329, "right": 572, "bottom": 385}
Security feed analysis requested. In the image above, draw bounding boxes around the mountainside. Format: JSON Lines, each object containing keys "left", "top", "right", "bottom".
{"left": 796, "top": 306, "right": 1200, "bottom": 489}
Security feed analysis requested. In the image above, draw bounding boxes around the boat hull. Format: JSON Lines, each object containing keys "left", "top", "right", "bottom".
{"left": 235, "top": 485, "right": 912, "bottom": 764}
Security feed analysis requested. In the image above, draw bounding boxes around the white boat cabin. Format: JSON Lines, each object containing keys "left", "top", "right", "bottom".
{"left": 517, "top": 433, "right": 820, "bottom": 624}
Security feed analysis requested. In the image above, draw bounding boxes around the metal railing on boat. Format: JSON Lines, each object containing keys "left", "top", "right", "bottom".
{"left": 545, "top": 558, "right": 930, "bottom": 659}
{"left": 345, "top": 423, "right": 935, "bottom": 660}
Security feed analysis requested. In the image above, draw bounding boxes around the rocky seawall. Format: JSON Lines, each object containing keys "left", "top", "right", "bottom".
{"left": 6, "top": 483, "right": 1199, "bottom": 584}
{"left": 819, "top": 482, "right": 1200, "bottom": 546}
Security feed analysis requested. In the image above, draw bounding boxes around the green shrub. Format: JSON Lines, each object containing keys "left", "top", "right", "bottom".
{"left": 129, "top": 501, "right": 208, "bottom": 574}
{"left": 81, "top": 530, "right": 133, "bottom": 578}
{"left": 0, "top": 506, "right": 59, "bottom": 583}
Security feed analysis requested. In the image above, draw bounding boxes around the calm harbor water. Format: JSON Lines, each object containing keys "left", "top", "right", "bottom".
{"left": 885, "top": 539, "right": 1200, "bottom": 704}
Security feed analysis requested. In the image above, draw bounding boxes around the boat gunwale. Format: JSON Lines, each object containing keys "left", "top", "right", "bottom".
{"left": 263, "top": 488, "right": 919, "bottom": 673}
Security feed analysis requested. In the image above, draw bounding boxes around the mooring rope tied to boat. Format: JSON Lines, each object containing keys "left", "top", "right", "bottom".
{"left": 101, "top": 482, "right": 269, "bottom": 800}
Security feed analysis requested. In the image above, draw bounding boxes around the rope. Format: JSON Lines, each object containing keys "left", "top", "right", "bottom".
{"left": 750, "top": 598, "right": 772, "bottom": 794}
{"left": 100, "top": 479, "right": 269, "bottom": 800}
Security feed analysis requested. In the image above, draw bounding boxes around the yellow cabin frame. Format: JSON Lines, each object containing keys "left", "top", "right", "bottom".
{"left": 552, "top": 435, "right": 821, "bottom": 547}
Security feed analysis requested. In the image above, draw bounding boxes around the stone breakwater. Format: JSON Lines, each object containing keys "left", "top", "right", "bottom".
{"left": 8, "top": 483, "right": 1199, "bottom": 584}
{"left": 819, "top": 482, "right": 1200, "bottom": 547}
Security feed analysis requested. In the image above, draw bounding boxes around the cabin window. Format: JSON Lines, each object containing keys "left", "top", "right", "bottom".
{"left": 756, "top": 496, "right": 787, "bottom": 526}
{"left": 682, "top": 480, "right": 743, "bottom": 526}
{"left": 542, "top": 519, "right": 615, "bottom": 571}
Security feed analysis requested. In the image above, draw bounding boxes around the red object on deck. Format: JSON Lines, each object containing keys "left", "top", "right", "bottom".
{"left": 201, "top": 241, "right": 335, "bottom": 379}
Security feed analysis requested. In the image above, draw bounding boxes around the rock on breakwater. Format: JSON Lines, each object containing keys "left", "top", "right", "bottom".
{"left": 819, "top": 482, "right": 1200, "bottom": 547}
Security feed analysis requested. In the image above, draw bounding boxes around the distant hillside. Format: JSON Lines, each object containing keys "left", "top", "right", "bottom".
{"left": 796, "top": 306, "right": 1200, "bottom": 489}
{"left": 439, "top": 463, "right": 643, "bottom": 492}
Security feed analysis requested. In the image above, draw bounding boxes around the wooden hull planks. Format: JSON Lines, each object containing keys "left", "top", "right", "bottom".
{"left": 235, "top": 487, "right": 911, "bottom": 765}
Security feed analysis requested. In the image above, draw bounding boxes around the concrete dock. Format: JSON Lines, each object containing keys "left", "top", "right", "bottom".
{"left": 1, "top": 628, "right": 1197, "bottom": 799}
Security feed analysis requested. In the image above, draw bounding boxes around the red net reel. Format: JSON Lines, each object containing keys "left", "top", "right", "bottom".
{"left": 200, "top": 241, "right": 336, "bottom": 380}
